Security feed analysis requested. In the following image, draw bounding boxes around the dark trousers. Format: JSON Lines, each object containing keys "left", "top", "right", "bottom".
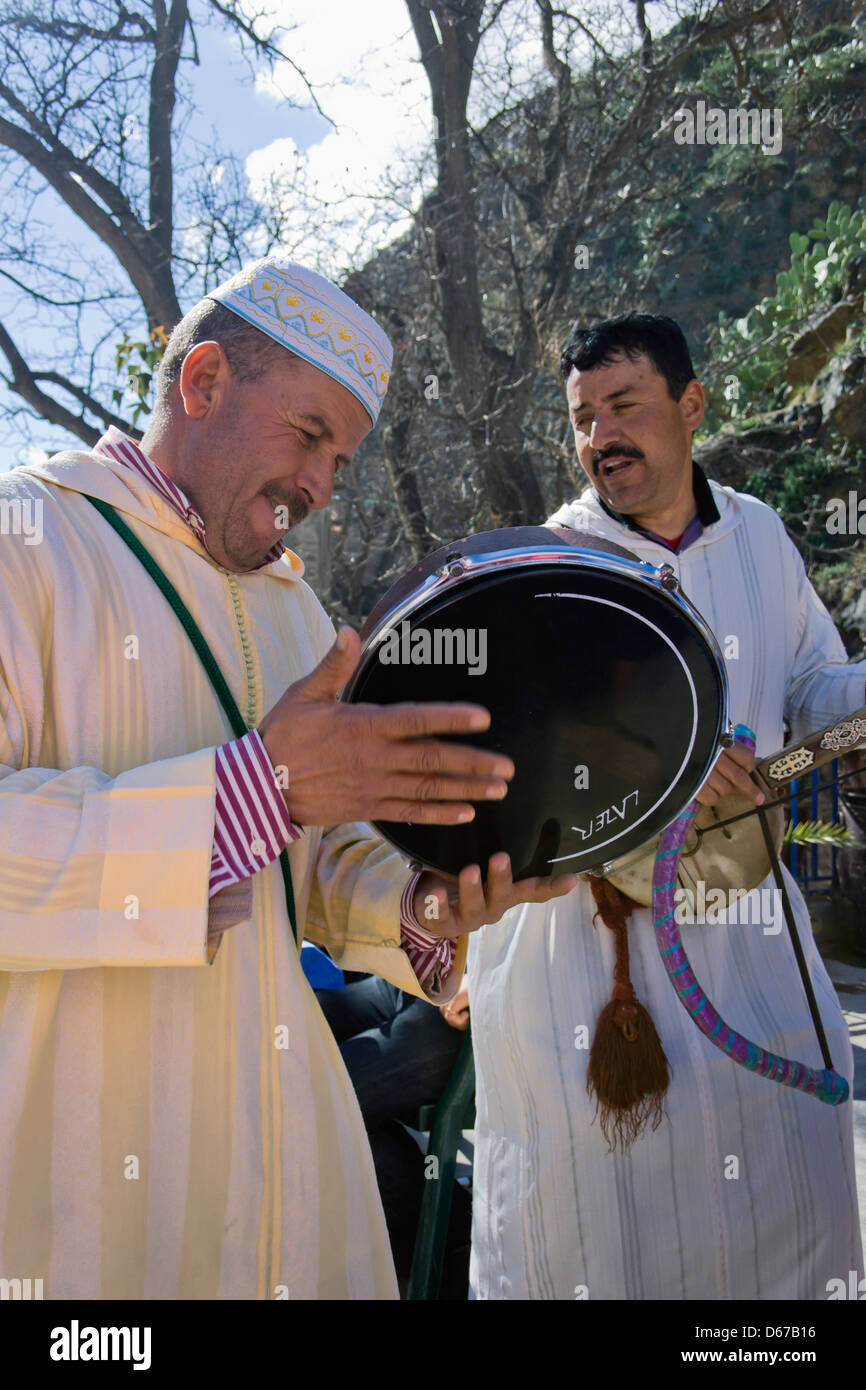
{"left": 316, "top": 974, "right": 472, "bottom": 1298}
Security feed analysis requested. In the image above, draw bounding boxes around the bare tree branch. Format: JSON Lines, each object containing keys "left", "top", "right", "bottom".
{"left": 0, "top": 317, "right": 132, "bottom": 445}
{"left": 0, "top": 78, "right": 182, "bottom": 328}
{"left": 5, "top": 9, "right": 155, "bottom": 43}
{"left": 0, "top": 264, "right": 108, "bottom": 308}
{"left": 630, "top": 0, "right": 653, "bottom": 69}
{"left": 148, "top": 0, "right": 188, "bottom": 278}
{"left": 205, "top": 0, "right": 329, "bottom": 120}
{"left": 548, "top": 7, "right": 616, "bottom": 65}
{"left": 405, "top": 0, "right": 545, "bottom": 523}
{"left": 0, "top": 0, "right": 330, "bottom": 465}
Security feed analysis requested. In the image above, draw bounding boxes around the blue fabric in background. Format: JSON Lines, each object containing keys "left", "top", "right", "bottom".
{"left": 301, "top": 941, "right": 345, "bottom": 989}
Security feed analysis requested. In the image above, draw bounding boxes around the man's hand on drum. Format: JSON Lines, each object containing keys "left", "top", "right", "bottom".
{"left": 412, "top": 855, "right": 578, "bottom": 941}
{"left": 440, "top": 974, "right": 470, "bottom": 1030}
{"left": 258, "top": 625, "right": 515, "bottom": 828}
{"left": 696, "top": 741, "right": 765, "bottom": 808}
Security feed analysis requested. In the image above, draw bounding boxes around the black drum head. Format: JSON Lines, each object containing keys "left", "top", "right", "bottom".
{"left": 344, "top": 538, "right": 726, "bottom": 881}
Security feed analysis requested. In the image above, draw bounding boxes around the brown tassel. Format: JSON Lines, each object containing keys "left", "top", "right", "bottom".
{"left": 583, "top": 874, "right": 672, "bottom": 1151}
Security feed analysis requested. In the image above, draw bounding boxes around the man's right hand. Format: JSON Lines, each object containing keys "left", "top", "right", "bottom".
{"left": 258, "top": 626, "right": 514, "bottom": 828}
{"left": 695, "top": 741, "right": 764, "bottom": 809}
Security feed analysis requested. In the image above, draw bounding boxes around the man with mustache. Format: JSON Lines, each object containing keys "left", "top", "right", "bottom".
{"left": 0, "top": 257, "right": 575, "bottom": 1300}
{"left": 465, "top": 312, "right": 864, "bottom": 1300}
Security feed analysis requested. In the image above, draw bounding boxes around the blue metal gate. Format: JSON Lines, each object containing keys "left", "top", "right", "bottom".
{"left": 787, "top": 760, "right": 840, "bottom": 893}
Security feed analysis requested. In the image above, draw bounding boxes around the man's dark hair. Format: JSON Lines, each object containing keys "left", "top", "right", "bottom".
{"left": 559, "top": 313, "right": 696, "bottom": 401}
{"left": 155, "top": 298, "right": 296, "bottom": 405}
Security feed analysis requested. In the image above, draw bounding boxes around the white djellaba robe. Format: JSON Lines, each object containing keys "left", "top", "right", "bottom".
{"left": 0, "top": 449, "right": 467, "bottom": 1300}
{"left": 468, "top": 480, "right": 865, "bottom": 1300}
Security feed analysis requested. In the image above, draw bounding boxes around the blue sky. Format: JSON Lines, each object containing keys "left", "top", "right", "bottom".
{"left": 1, "top": 0, "right": 578, "bottom": 470}
{"left": 188, "top": 20, "right": 332, "bottom": 156}
{"left": 0, "top": 0, "right": 425, "bottom": 470}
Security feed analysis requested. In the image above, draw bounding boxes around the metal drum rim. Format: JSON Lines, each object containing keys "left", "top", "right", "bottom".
{"left": 353, "top": 544, "right": 729, "bottom": 704}
{"left": 344, "top": 542, "right": 732, "bottom": 876}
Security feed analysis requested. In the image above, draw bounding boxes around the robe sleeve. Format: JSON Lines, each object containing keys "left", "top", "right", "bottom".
{"left": 0, "top": 663, "right": 217, "bottom": 969}
{"left": 304, "top": 822, "right": 467, "bottom": 1004}
{"left": 295, "top": 589, "right": 466, "bottom": 1003}
{"left": 783, "top": 528, "right": 866, "bottom": 740}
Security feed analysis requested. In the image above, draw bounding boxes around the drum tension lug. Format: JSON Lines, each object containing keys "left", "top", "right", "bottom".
{"left": 659, "top": 564, "right": 678, "bottom": 590}
{"left": 435, "top": 554, "right": 466, "bottom": 580}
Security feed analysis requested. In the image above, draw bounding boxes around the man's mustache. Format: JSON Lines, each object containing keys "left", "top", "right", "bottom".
{"left": 265, "top": 488, "right": 310, "bottom": 529}
{"left": 592, "top": 445, "right": 644, "bottom": 476}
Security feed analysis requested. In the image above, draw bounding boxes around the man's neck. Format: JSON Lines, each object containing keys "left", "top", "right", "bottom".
{"left": 139, "top": 416, "right": 182, "bottom": 485}
{"left": 596, "top": 458, "right": 707, "bottom": 541}
{"left": 594, "top": 455, "right": 722, "bottom": 542}
{"left": 629, "top": 499, "right": 697, "bottom": 541}
{"left": 631, "top": 461, "right": 696, "bottom": 538}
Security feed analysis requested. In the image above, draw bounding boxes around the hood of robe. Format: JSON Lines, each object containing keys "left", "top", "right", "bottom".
{"left": 16, "top": 448, "right": 306, "bottom": 583}
{"left": 547, "top": 475, "right": 746, "bottom": 560}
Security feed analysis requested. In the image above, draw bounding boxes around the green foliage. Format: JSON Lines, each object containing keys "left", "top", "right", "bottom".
{"left": 741, "top": 443, "right": 866, "bottom": 575}
{"left": 784, "top": 819, "right": 862, "bottom": 848}
{"left": 744, "top": 443, "right": 837, "bottom": 514}
{"left": 113, "top": 327, "right": 168, "bottom": 428}
{"left": 688, "top": 30, "right": 864, "bottom": 174}
{"left": 700, "top": 199, "right": 866, "bottom": 432}
{"left": 788, "top": 34, "right": 866, "bottom": 106}
{"left": 798, "top": 25, "right": 861, "bottom": 57}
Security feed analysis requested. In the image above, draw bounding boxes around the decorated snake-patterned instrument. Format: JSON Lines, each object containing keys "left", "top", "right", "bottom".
{"left": 608, "top": 706, "right": 866, "bottom": 907}
{"left": 651, "top": 725, "right": 850, "bottom": 1106}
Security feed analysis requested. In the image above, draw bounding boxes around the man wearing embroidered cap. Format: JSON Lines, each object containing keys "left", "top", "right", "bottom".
{"left": 142, "top": 257, "right": 394, "bottom": 574}
{"left": 211, "top": 259, "right": 392, "bottom": 423}
{"left": 0, "top": 255, "right": 574, "bottom": 1300}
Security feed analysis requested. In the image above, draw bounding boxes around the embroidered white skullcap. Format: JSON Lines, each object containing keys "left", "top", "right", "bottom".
{"left": 209, "top": 257, "right": 392, "bottom": 424}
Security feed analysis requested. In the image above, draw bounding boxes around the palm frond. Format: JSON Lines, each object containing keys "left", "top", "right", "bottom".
{"left": 784, "top": 819, "right": 864, "bottom": 848}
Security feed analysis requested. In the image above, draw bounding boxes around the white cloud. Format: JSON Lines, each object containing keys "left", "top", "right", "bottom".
{"left": 241, "top": 1, "right": 436, "bottom": 271}
{"left": 19, "top": 444, "right": 49, "bottom": 467}
{"left": 252, "top": 0, "right": 418, "bottom": 104}
{"left": 237, "top": 1, "right": 597, "bottom": 273}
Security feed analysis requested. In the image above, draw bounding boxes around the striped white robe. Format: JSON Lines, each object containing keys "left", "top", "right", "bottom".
{"left": 0, "top": 449, "right": 467, "bottom": 1300}
{"left": 468, "top": 480, "right": 864, "bottom": 1300}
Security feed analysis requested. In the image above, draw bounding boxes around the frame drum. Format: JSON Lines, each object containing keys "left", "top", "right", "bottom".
{"left": 342, "top": 527, "right": 729, "bottom": 880}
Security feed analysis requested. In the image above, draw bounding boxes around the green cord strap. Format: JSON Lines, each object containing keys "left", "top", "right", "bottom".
{"left": 82, "top": 493, "right": 298, "bottom": 947}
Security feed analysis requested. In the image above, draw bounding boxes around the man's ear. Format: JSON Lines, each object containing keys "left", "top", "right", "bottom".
{"left": 680, "top": 378, "right": 705, "bottom": 435}
{"left": 178, "top": 341, "right": 232, "bottom": 420}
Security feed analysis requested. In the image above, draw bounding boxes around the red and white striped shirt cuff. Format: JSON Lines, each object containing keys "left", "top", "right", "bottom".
{"left": 209, "top": 729, "right": 301, "bottom": 897}
{"left": 399, "top": 873, "right": 456, "bottom": 990}
{"left": 209, "top": 741, "right": 455, "bottom": 990}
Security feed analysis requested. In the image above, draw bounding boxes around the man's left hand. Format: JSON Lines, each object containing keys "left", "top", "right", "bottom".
{"left": 412, "top": 854, "right": 578, "bottom": 940}
{"left": 441, "top": 974, "right": 470, "bottom": 1030}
